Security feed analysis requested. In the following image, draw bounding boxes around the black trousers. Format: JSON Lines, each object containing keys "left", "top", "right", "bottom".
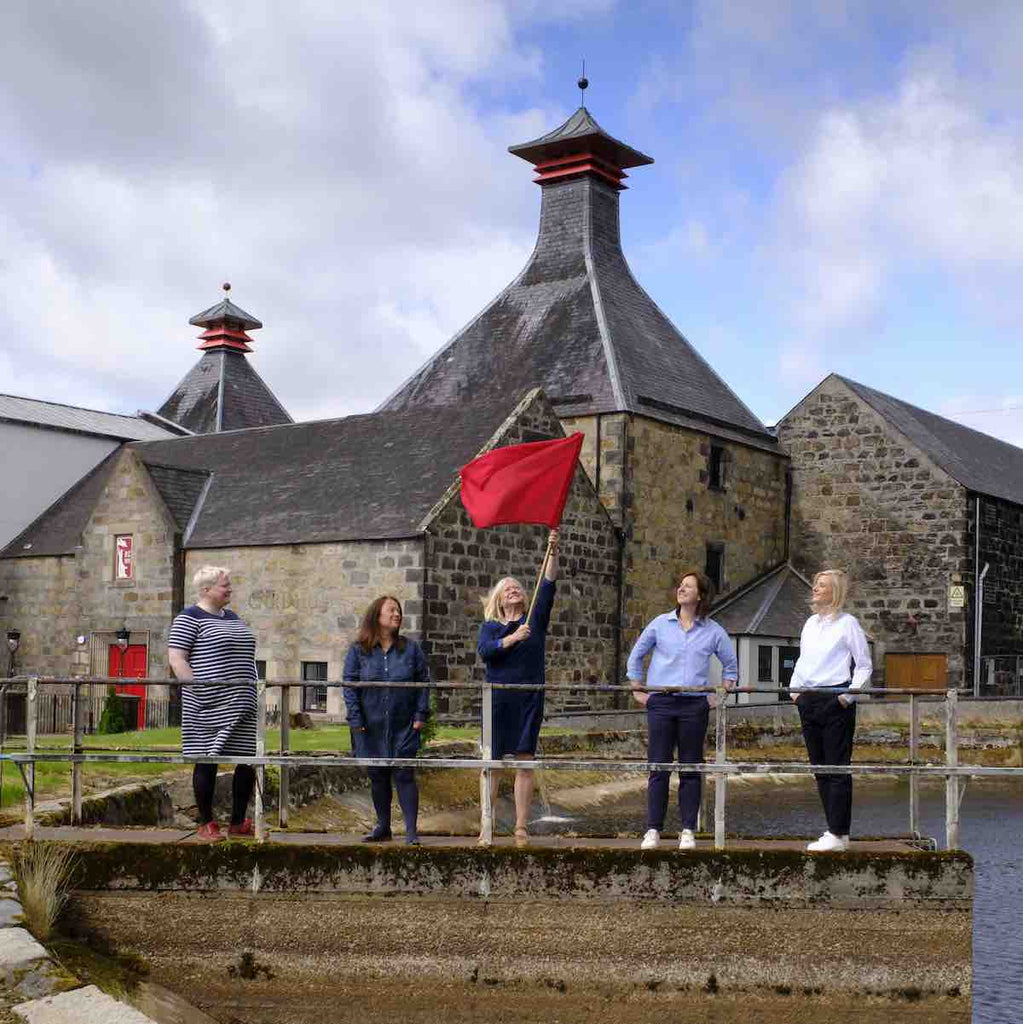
{"left": 645, "top": 694, "right": 710, "bottom": 831}
{"left": 192, "top": 763, "right": 255, "bottom": 826}
{"left": 368, "top": 767, "right": 419, "bottom": 838}
{"left": 797, "top": 689, "right": 857, "bottom": 836}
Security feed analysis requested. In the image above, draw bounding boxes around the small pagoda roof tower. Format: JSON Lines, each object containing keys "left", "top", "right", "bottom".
{"left": 381, "top": 93, "right": 773, "bottom": 447}
{"left": 156, "top": 284, "right": 292, "bottom": 434}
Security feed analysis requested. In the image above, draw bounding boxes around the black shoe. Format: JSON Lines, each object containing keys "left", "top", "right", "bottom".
{"left": 362, "top": 824, "right": 392, "bottom": 843}
{"left": 405, "top": 834, "right": 421, "bottom": 846}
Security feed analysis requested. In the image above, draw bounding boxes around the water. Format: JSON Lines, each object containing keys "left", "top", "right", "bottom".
{"left": 534, "top": 776, "right": 1023, "bottom": 1023}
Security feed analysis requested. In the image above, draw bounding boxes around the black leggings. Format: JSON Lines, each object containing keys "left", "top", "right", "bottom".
{"left": 193, "top": 763, "right": 256, "bottom": 826}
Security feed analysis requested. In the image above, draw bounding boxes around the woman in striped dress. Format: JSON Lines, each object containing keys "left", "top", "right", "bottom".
{"left": 168, "top": 566, "right": 258, "bottom": 842}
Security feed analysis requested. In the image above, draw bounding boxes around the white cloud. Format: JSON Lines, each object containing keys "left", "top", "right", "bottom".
{"left": 0, "top": 0, "right": 608, "bottom": 420}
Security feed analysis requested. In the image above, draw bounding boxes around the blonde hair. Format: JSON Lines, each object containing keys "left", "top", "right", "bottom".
{"left": 193, "top": 565, "right": 230, "bottom": 595}
{"left": 482, "top": 577, "right": 524, "bottom": 623}
{"left": 814, "top": 569, "right": 848, "bottom": 615}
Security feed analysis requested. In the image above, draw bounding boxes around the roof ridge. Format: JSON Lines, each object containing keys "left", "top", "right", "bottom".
{"left": 0, "top": 392, "right": 152, "bottom": 422}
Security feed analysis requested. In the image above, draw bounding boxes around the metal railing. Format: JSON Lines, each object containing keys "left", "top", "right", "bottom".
{"left": 0, "top": 676, "right": 1017, "bottom": 852}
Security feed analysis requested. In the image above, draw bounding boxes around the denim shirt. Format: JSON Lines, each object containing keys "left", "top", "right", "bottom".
{"left": 626, "top": 613, "right": 737, "bottom": 691}
{"left": 343, "top": 639, "right": 430, "bottom": 759}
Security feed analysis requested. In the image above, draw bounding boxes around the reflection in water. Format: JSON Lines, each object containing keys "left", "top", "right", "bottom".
{"left": 535, "top": 776, "right": 1022, "bottom": 1023}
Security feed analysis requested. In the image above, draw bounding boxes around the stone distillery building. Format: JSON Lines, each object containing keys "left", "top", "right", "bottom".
{"left": 3, "top": 104, "right": 1023, "bottom": 711}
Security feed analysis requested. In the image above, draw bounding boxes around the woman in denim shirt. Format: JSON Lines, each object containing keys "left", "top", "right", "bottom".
{"left": 343, "top": 595, "right": 430, "bottom": 845}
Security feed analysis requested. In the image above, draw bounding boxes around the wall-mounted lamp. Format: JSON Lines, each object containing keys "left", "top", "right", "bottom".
{"left": 76, "top": 635, "right": 88, "bottom": 646}
{"left": 5, "top": 630, "right": 19, "bottom": 654}
{"left": 115, "top": 626, "right": 130, "bottom": 652}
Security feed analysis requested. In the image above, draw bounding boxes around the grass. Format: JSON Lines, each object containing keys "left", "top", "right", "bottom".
{"left": 12, "top": 842, "right": 77, "bottom": 941}
{"left": 0, "top": 723, "right": 482, "bottom": 810}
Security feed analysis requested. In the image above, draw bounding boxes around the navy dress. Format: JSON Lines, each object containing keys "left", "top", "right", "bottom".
{"left": 477, "top": 578, "right": 556, "bottom": 759}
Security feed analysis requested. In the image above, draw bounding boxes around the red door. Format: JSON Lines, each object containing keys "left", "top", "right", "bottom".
{"left": 108, "top": 644, "right": 148, "bottom": 728}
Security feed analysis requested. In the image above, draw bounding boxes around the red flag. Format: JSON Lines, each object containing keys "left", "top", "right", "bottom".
{"left": 459, "top": 433, "right": 584, "bottom": 529}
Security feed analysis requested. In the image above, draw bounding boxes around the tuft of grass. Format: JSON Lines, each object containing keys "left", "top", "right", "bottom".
{"left": 13, "top": 842, "right": 77, "bottom": 941}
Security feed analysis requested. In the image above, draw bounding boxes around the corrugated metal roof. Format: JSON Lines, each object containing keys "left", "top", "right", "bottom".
{"left": 0, "top": 393, "right": 175, "bottom": 441}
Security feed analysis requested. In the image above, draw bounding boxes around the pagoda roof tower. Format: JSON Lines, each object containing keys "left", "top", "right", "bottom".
{"left": 381, "top": 104, "right": 773, "bottom": 447}
{"left": 156, "top": 285, "right": 292, "bottom": 435}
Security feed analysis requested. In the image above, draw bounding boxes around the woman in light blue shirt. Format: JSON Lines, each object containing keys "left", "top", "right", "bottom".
{"left": 627, "top": 568, "right": 737, "bottom": 851}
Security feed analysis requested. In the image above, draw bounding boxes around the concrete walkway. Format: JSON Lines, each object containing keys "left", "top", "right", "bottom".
{"left": 0, "top": 824, "right": 923, "bottom": 852}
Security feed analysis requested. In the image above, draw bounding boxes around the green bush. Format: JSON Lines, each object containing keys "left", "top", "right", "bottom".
{"left": 97, "top": 686, "right": 126, "bottom": 735}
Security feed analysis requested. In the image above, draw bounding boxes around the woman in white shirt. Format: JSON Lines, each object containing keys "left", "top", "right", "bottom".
{"left": 790, "top": 569, "right": 872, "bottom": 852}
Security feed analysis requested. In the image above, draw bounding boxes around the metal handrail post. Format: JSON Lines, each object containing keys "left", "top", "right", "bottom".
{"left": 908, "top": 693, "right": 919, "bottom": 837}
{"left": 25, "top": 677, "right": 37, "bottom": 839}
{"left": 71, "top": 681, "right": 84, "bottom": 825}
{"left": 714, "top": 687, "right": 727, "bottom": 850}
{"left": 480, "top": 681, "right": 493, "bottom": 846}
{"left": 945, "top": 689, "right": 959, "bottom": 851}
{"left": 255, "top": 679, "right": 266, "bottom": 842}
{"left": 279, "top": 685, "right": 290, "bottom": 829}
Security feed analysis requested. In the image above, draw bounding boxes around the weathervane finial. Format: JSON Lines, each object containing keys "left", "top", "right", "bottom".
{"left": 578, "top": 59, "right": 588, "bottom": 107}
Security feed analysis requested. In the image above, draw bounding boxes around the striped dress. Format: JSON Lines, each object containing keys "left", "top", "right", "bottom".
{"left": 168, "top": 605, "right": 258, "bottom": 758}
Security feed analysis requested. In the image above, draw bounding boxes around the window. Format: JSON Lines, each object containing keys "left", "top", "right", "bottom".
{"left": 778, "top": 646, "right": 800, "bottom": 686}
{"left": 705, "top": 543, "right": 724, "bottom": 593}
{"left": 708, "top": 445, "right": 726, "bottom": 490}
{"left": 255, "top": 660, "right": 267, "bottom": 680}
{"left": 757, "top": 645, "right": 774, "bottom": 683}
{"left": 301, "top": 661, "right": 328, "bottom": 712}
{"left": 114, "top": 534, "right": 134, "bottom": 581}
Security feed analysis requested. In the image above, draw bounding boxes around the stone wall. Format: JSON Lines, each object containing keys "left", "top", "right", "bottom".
{"left": 187, "top": 539, "right": 425, "bottom": 717}
{"left": 976, "top": 494, "right": 1023, "bottom": 658}
{"left": 427, "top": 394, "right": 620, "bottom": 717}
{"left": 777, "top": 378, "right": 970, "bottom": 687}
{"left": 0, "top": 448, "right": 180, "bottom": 686}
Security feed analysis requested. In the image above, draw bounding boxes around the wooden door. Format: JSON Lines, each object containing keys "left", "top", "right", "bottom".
{"left": 885, "top": 653, "right": 948, "bottom": 692}
{"left": 108, "top": 645, "right": 148, "bottom": 728}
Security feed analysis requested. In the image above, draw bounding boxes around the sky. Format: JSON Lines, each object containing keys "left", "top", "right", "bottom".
{"left": 3, "top": 0, "right": 1023, "bottom": 444}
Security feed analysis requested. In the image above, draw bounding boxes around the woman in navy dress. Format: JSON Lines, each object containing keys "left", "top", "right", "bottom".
{"left": 477, "top": 530, "right": 559, "bottom": 846}
{"left": 343, "top": 595, "right": 430, "bottom": 845}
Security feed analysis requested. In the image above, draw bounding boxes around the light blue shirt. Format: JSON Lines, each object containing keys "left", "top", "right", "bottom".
{"left": 627, "top": 613, "right": 738, "bottom": 691}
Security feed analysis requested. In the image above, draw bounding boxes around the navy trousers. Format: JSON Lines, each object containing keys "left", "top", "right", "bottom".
{"left": 368, "top": 767, "right": 419, "bottom": 838}
{"left": 797, "top": 689, "right": 857, "bottom": 836}
{"left": 645, "top": 694, "right": 710, "bottom": 831}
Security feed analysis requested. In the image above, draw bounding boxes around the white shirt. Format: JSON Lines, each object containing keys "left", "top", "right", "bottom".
{"left": 791, "top": 612, "right": 873, "bottom": 694}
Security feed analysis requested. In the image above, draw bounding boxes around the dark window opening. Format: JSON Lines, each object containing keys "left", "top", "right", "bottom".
{"left": 709, "top": 445, "right": 726, "bottom": 490}
{"left": 779, "top": 646, "right": 800, "bottom": 687}
{"left": 757, "top": 645, "right": 774, "bottom": 683}
{"left": 302, "top": 661, "right": 328, "bottom": 712}
{"left": 255, "top": 660, "right": 267, "bottom": 680}
{"left": 705, "top": 543, "right": 724, "bottom": 593}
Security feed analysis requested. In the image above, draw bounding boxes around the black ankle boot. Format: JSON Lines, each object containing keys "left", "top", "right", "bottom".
{"left": 362, "top": 823, "right": 392, "bottom": 842}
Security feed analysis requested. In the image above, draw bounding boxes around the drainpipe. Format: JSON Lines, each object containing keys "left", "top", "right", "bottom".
{"left": 972, "top": 494, "right": 982, "bottom": 694}
{"left": 973, "top": 561, "right": 989, "bottom": 698}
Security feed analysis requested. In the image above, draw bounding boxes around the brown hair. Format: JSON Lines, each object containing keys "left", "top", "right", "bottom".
{"left": 356, "top": 595, "right": 407, "bottom": 654}
{"left": 674, "top": 567, "right": 713, "bottom": 619}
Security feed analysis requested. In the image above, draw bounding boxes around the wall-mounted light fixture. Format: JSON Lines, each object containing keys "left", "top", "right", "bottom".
{"left": 115, "top": 626, "right": 130, "bottom": 652}
{"left": 76, "top": 634, "right": 88, "bottom": 646}
{"left": 5, "top": 630, "right": 19, "bottom": 654}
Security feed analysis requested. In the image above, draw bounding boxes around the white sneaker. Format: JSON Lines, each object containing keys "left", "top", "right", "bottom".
{"left": 678, "top": 829, "right": 696, "bottom": 850}
{"left": 806, "top": 831, "right": 848, "bottom": 852}
{"left": 640, "top": 828, "right": 660, "bottom": 850}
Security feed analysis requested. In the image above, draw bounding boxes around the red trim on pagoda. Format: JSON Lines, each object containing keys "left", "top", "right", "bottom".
{"left": 196, "top": 324, "right": 254, "bottom": 352}
{"left": 532, "top": 151, "right": 628, "bottom": 190}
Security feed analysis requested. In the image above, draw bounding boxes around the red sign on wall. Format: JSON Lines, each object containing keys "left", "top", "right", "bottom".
{"left": 114, "top": 534, "right": 134, "bottom": 580}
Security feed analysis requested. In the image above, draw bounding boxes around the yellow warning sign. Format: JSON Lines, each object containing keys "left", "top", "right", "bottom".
{"left": 948, "top": 584, "right": 965, "bottom": 609}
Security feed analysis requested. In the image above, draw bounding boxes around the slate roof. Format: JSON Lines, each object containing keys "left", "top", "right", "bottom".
{"left": 0, "top": 393, "right": 175, "bottom": 441}
{"left": 712, "top": 563, "right": 812, "bottom": 638}
{"left": 509, "top": 106, "right": 653, "bottom": 169}
{"left": 382, "top": 112, "right": 777, "bottom": 451}
{"left": 2, "top": 399, "right": 523, "bottom": 557}
{"left": 835, "top": 375, "right": 1023, "bottom": 506}
{"left": 189, "top": 297, "right": 262, "bottom": 330}
{"left": 156, "top": 350, "right": 292, "bottom": 435}
{"left": 143, "top": 464, "right": 210, "bottom": 532}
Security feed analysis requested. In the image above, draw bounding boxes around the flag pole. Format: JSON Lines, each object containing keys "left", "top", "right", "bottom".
{"left": 526, "top": 531, "right": 555, "bottom": 624}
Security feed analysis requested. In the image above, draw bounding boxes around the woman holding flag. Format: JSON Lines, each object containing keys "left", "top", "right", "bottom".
{"left": 459, "top": 429, "right": 583, "bottom": 848}
{"left": 477, "top": 530, "right": 559, "bottom": 846}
